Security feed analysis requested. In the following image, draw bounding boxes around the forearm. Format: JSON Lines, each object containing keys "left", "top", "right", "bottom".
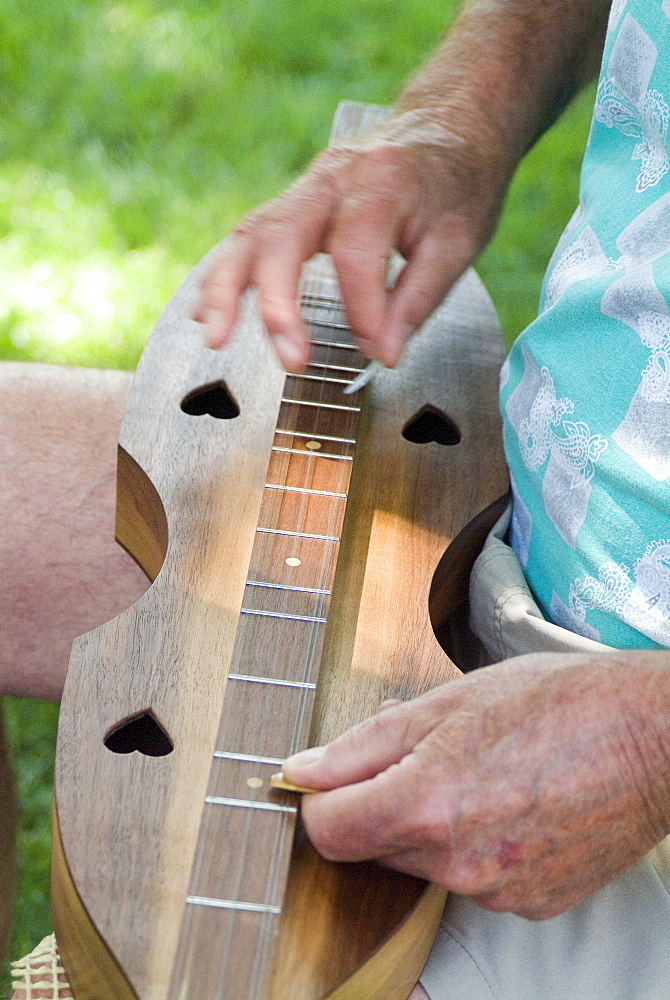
{"left": 395, "top": 0, "right": 611, "bottom": 174}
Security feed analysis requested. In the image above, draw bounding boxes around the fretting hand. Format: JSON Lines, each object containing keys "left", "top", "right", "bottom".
{"left": 193, "top": 109, "right": 512, "bottom": 371}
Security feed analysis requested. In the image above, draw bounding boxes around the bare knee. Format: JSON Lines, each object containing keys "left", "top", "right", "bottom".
{"left": 0, "top": 363, "right": 149, "bottom": 700}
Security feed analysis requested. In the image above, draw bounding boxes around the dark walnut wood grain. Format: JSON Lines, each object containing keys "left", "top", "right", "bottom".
{"left": 52, "top": 102, "right": 508, "bottom": 1000}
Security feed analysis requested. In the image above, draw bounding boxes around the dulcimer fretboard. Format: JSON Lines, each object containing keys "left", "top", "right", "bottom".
{"left": 169, "top": 267, "right": 367, "bottom": 1000}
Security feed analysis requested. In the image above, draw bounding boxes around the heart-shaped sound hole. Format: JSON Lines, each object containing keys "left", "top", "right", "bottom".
{"left": 402, "top": 405, "right": 461, "bottom": 446}
{"left": 181, "top": 380, "right": 240, "bottom": 420}
{"left": 105, "top": 711, "right": 174, "bottom": 757}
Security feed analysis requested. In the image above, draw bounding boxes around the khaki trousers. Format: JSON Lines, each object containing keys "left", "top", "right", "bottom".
{"left": 420, "top": 507, "right": 670, "bottom": 1000}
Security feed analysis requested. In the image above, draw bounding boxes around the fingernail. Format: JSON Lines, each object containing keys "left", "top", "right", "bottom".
{"left": 283, "top": 745, "right": 327, "bottom": 771}
{"left": 382, "top": 324, "right": 414, "bottom": 367}
{"left": 273, "top": 332, "right": 305, "bottom": 370}
{"left": 204, "top": 308, "right": 224, "bottom": 348}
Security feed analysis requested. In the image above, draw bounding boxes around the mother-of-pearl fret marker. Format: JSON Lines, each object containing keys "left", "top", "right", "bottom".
{"left": 285, "top": 557, "right": 301, "bottom": 567}
{"left": 305, "top": 440, "right": 321, "bottom": 450}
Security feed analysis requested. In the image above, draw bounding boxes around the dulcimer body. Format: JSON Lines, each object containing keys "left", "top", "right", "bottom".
{"left": 52, "top": 102, "right": 508, "bottom": 1000}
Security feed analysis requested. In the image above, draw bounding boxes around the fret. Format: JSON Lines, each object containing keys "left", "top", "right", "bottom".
{"left": 275, "top": 401, "right": 360, "bottom": 443}
{"left": 262, "top": 466, "right": 349, "bottom": 529}
{"left": 301, "top": 293, "right": 346, "bottom": 307}
{"left": 247, "top": 581, "right": 332, "bottom": 595}
{"left": 275, "top": 429, "right": 356, "bottom": 444}
{"left": 308, "top": 338, "right": 358, "bottom": 349}
{"left": 240, "top": 609, "right": 327, "bottom": 624}
{"left": 213, "top": 751, "right": 284, "bottom": 765}
{"left": 228, "top": 617, "right": 326, "bottom": 686}
{"left": 289, "top": 372, "right": 353, "bottom": 386}
{"left": 205, "top": 796, "right": 297, "bottom": 814}
{"left": 271, "top": 446, "right": 353, "bottom": 461}
{"left": 228, "top": 676, "right": 316, "bottom": 691}
{"left": 281, "top": 397, "right": 361, "bottom": 412}
{"left": 228, "top": 674, "right": 317, "bottom": 690}
{"left": 307, "top": 362, "right": 361, "bottom": 374}
{"left": 186, "top": 897, "right": 282, "bottom": 915}
{"left": 216, "top": 681, "right": 318, "bottom": 761}
{"left": 256, "top": 528, "right": 339, "bottom": 541}
{"left": 307, "top": 321, "right": 352, "bottom": 333}
{"left": 264, "top": 483, "right": 347, "bottom": 498}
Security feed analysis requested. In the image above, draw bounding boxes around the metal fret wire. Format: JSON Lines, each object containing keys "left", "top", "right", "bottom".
{"left": 178, "top": 272, "right": 365, "bottom": 1000}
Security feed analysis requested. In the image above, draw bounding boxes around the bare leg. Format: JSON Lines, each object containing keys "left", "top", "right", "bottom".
{"left": 0, "top": 362, "right": 149, "bottom": 976}
{"left": 408, "top": 986, "right": 430, "bottom": 1000}
{"left": 0, "top": 362, "right": 149, "bottom": 701}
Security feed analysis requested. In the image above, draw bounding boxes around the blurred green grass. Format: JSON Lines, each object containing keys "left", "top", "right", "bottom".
{"left": 0, "top": 0, "right": 593, "bottom": 992}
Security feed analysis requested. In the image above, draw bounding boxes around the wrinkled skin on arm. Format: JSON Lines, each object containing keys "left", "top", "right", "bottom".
{"left": 195, "top": 0, "right": 610, "bottom": 370}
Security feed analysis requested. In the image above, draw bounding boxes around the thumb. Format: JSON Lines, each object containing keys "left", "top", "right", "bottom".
{"left": 282, "top": 699, "right": 420, "bottom": 790}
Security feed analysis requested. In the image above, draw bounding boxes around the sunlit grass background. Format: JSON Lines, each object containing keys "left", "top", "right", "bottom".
{"left": 1, "top": 0, "right": 594, "bottom": 991}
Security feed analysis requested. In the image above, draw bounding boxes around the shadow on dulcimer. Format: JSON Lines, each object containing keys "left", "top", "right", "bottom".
{"left": 5, "top": 101, "right": 508, "bottom": 1000}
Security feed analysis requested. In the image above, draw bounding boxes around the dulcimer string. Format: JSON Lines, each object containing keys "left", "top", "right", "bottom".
{"left": 168, "top": 265, "right": 368, "bottom": 999}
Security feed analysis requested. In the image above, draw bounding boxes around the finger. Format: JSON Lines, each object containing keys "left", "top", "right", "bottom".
{"left": 195, "top": 229, "right": 256, "bottom": 349}
{"left": 382, "top": 230, "right": 470, "bottom": 365}
{"left": 282, "top": 679, "right": 467, "bottom": 789}
{"left": 253, "top": 222, "right": 328, "bottom": 371}
{"left": 247, "top": 171, "right": 338, "bottom": 368}
{"left": 326, "top": 164, "right": 407, "bottom": 362}
{"left": 375, "top": 698, "right": 404, "bottom": 714}
{"left": 283, "top": 698, "right": 424, "bottom": 789}
{"left": 300, "top": 749, "right": 443, "bottom": 862}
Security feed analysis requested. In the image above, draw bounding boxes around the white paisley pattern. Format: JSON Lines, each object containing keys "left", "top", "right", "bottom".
{"left": 603, "top": 265, "right": 670, "bottom": 480}
{"left": 508, "top": 353, "right": 608, "bottom": 486}
{"left": 506, "top": 350, "right": 609, "bottom": 547}
{"left": 596, "top": 81, "right": 670, "bottom": 191}
{"left": 594, "top": 15, "right": 670, "bottom": 192}
{"left": 570, "top": 541, "right": 670, "bottom": 646}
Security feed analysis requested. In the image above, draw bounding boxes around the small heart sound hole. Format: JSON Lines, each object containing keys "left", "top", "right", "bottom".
{"left": 181, "top": 380, "right": 240, "bottom": 420}
{"left": 104, "top": 711, "right": 174, "bottom": 757}
{"left": 402, "top": 405, "right": 461, "bottom": 446}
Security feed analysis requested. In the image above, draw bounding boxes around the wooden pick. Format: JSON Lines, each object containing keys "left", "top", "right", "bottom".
{"left": 270, "top": 772, "right": 319, "bottom": 795}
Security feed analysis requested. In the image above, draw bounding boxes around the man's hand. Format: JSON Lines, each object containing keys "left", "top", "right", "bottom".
{"left": 194, "top": 111, "right": 510, "bottom": 371}
{"left": 194, "top": 0, "right": 610, "bottom": 371}
{"left": 283, "top": 652, "right": 670, "bottom": 920}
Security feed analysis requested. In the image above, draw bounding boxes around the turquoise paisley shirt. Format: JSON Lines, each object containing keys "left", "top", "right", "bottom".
{"left": 501, "top": 0, "right": 670, "bottom": 648}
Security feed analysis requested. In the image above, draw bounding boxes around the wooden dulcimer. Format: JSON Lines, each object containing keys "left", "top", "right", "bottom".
{"left": 51, "top": 102, "right": 508, "bottom": 1000}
